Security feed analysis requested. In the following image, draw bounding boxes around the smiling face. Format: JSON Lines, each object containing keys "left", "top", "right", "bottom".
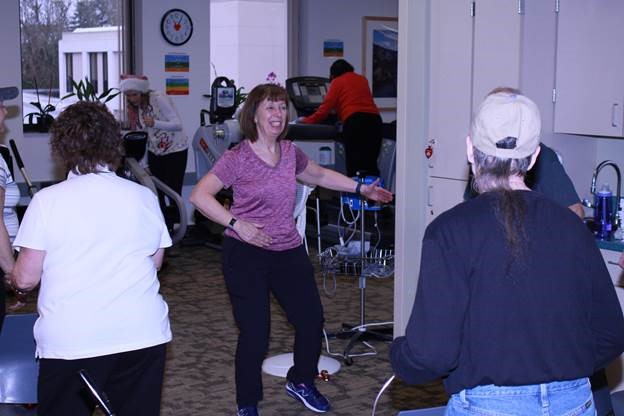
{"left": 254, "top": 98, "right": 288, "bottom": 141}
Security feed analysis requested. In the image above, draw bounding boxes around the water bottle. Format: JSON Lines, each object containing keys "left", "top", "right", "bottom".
{"left": 318, "top": 146, "right": 332, "bottom": 165}
{"left": 594, "top": 184, "right": 614, "bottom": 240}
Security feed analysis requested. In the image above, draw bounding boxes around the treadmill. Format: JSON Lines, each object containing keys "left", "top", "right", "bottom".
{"left": 285, "top": 76, "right": 346, "bottom": 175}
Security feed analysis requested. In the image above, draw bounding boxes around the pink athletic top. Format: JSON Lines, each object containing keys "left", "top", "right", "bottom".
{"left": 211, "top": 139, "right": 309, "bottom": 251}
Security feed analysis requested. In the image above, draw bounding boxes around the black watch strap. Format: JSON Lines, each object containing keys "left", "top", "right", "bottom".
{"left": 228, "top": 217, "right": 237, "bottom": 229}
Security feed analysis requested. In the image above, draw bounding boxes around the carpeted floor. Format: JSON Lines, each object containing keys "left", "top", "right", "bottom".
{"left": 6, "top": 227, "right": 448, "bottom": 415}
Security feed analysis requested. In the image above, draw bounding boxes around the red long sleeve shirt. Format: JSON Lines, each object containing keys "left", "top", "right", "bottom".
{"left": 301, "top": 71, "right": 379, "bottom": 124}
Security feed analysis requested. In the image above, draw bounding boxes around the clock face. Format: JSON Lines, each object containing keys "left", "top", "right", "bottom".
{"left": 161, "top": 9, "right": 193, "bottom": 46}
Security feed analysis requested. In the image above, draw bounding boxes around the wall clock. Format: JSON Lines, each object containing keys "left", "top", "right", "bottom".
{"left": 160, "top": 8, "right": 193, "bottom": 46}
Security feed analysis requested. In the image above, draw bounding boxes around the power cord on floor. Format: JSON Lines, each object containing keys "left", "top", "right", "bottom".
{"left": 372, "top": 374, "right": 396, "bottom": 416}
{"left": 321, "top": 321, "right": 394, "bottom": 360}
{"left": 322, "top": 328, "right": 377, "bottom": 359}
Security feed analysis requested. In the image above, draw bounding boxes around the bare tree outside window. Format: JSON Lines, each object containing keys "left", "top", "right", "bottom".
{"left": 20, "top": 0, "right": 122, "bottom": 129}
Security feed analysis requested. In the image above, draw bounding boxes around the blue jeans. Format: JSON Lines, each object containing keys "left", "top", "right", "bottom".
{"left": 446, "top": 378, "right": 595, "bottom": 416}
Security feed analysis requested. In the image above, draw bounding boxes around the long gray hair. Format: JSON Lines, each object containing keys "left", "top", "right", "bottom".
{"left": 471, "top": 137, "right": 532, "bottom": 270}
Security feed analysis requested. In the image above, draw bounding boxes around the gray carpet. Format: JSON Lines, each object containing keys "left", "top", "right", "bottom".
{"left": 6, "top": 231, "right": 448, "bottom": 415}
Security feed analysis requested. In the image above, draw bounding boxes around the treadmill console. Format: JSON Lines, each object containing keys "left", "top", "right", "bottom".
{"left": 286, "top": 76, "right": 331, "bottom": 116}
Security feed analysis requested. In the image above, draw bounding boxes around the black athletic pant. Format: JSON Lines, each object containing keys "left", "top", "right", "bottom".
{"left": 342, "top": 112, "right": 383, "bottom": 177}
{"left": 222, "top": 237, "right": 324, "bottom": 407}
{"left": 148, "top": 149, "right": 188, "bottom": 228}
{"left": 38, "top": 343, "right": 167, "bottom": 416}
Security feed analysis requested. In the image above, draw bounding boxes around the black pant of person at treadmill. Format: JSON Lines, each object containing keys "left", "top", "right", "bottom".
{"left": 147, "top": 148, "right": 188, "bottom": 230}
{"left": 342, "top": 112, "right": 382, "bottom": 177}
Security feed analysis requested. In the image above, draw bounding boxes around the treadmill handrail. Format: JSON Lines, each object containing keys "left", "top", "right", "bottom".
{"left": 125, "top": 158, "right": 157, "bottom": 194}
{"left": 149, "top": 175, "right": 188, "bottom": 245}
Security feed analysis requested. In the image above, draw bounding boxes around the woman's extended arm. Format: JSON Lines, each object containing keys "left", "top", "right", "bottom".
{"left": 297, "top": 160, "right": 393, "bottom": 203}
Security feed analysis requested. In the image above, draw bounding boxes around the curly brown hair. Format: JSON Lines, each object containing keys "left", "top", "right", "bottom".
{"left": 238, "top": 83, "right": 289, "bottom": 142}
{"left": 50, "top": 101, "right": 122, "bottom": 174}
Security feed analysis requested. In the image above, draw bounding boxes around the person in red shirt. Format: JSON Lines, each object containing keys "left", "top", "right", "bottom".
{"left": 300, "top": 59, "right": 382, "bottom": 177}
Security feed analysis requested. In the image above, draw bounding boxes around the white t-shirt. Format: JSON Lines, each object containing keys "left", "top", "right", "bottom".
{"left": 0, "top": 157, "right": 20, "bottom": 240}
{"left": 13, "top": 169, "right": 172, "bottom": 359}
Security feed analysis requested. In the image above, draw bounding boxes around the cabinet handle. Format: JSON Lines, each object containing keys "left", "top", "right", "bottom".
{"left": 612, "top": 103, "right": 619, "bottom": 128}
{"left": 608, "top": 260, "right": 621, "bottom": 266}
{"left": 427, "top": 185, "right": 433, "bottom": 207}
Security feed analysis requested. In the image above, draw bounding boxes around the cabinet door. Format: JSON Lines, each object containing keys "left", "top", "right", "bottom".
{"left": 427, "top": 0, "right": 473, "bottom": 180}
{"left": 554, "top": 1, "right": 624, "bottom": 137}
{"left": 472, "top": 0, "right": 522, "bottom": 110}
{"left": 601, "top": 249, "right": 624, "bottom": 392}
{"left": 426, "top": 177, "right": 468, "bottom": 225}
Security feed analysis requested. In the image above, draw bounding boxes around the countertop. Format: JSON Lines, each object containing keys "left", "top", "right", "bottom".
{"left": 597, "top": 239, "right": 624, "bottom": 252}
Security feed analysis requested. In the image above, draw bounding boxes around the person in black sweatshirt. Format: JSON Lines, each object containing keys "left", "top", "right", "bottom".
{"left": 390, "top": 90, "right": 624, "bottom": 415}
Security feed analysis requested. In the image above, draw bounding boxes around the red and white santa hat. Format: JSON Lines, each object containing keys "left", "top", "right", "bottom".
{"left": 119, "top": 74, "right": 150, "bottom": 93}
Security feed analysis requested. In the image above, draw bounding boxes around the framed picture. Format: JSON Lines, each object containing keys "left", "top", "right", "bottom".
{"left": 362, "top": 16, "right": 398, "bottom": 111}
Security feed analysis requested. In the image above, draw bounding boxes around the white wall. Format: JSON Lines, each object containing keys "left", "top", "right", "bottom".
{"left": 211, "top": 0, "right": 287, "bottom": 92}
{"left": 135, "top": 0, "right": 211, "bottom": 176}
{"left": 297, "top": 0, "right": 398, "bottom": 121}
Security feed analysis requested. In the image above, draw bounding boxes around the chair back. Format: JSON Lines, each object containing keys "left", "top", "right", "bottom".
{"left": 377, "top": 138, "right": 396, "bottom": 194}
{"left": 0, "top": 313, "right": 39, "bottom": 404}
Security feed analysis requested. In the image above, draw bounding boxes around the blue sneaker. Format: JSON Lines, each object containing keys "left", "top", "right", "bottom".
{"left": 236, "top": 406, "right": 259, "bottom": 416}
{"left": 285, "top": 381, "right": 330, "bottom": 413}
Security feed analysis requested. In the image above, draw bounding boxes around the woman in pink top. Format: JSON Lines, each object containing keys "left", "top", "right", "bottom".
{"left": 190, "top": 84, "right": 392, "bottom": 416}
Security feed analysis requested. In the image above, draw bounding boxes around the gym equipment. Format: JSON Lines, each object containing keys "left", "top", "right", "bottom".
{"left": 285, "top": 76, "right": 346, "bottom": 174}
{"left": 120, "top": 131, "right": 188, "bottom": 244}
{"left": 320, "top": 174, "right": 394, "bottom": 365}
{"left": 9, "top": 140, "right": 37, "bottom": 197}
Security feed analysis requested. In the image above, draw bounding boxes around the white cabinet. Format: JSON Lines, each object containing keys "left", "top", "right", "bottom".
{"left": 427, "top": 0, "right": 473, "bottom": 181}
{"left": 426, "top": 177, "right": 468, "bottom": 225}
{"left": 427, "top": 0, "right": 524, "bottom": 223}
{"left": 554, "top": 0, "right": 624, "bottom": 137}
{"left": 601, "top": 249, "right": 624, "bottom": 392}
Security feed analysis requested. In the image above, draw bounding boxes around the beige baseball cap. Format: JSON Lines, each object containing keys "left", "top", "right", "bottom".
{"left": 470, "top": 91, "right": 541, "bottom": 159}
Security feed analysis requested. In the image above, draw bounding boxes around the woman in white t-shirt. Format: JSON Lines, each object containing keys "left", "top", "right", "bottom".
{"left": 10, "top": 101, "right": 172, "bottom": 416}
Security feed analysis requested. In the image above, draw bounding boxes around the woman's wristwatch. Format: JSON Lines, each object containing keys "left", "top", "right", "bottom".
{"left": 228, "top": 217, "right": 237, "bottom": 230}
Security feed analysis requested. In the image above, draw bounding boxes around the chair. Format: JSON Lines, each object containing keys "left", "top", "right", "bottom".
{"left": 610, "top": 389, "right": 624, "bottom": 414}
{"left": 0, "top": 313, "right": 39, "bottom": 405}
{"left": 377, "top": 137, "right": 396, "bottom": 195}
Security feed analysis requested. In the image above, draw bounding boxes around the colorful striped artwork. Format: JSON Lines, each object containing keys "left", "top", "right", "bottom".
{"left": 165, "top": 54, "right": 190, "bottom": 72}
{"left": 166, "top": 78, "right": 189, "bottom": 95}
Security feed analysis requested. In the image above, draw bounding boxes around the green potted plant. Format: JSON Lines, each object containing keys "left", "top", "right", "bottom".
{"left": 23, "top": 80, "right": 58, "bottom": 133}
{"left": 62, "top": 77, "right": 120, "bottom": 103}
{"left": 234, "top": 86, "right": 248, "bottom": 108}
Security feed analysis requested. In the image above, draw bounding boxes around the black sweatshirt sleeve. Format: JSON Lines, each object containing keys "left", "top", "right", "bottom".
{"left": 390, "top": 228, "right": 470, "bottom": 385}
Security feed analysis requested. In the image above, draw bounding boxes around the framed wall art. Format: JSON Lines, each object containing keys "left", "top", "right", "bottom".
{"left": 362, "top": 16, "right": 398, "bottom": 111}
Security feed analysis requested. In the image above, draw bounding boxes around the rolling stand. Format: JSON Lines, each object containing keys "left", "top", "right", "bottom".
{"left": 321, "top": 176, "right": 394, "bottom": 365}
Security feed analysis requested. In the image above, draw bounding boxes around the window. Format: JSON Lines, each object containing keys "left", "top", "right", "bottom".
{"left": 64, "top": 53, "right": 73, "bottom": 93}
{"left": 20, "top": 0, "right": 130, "bottom": 129}
{"left": 102, "top": 52, "right": 109, "bottom": 91}
{"left": 89, "top": 52, "right": 99, "bottom": 93}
